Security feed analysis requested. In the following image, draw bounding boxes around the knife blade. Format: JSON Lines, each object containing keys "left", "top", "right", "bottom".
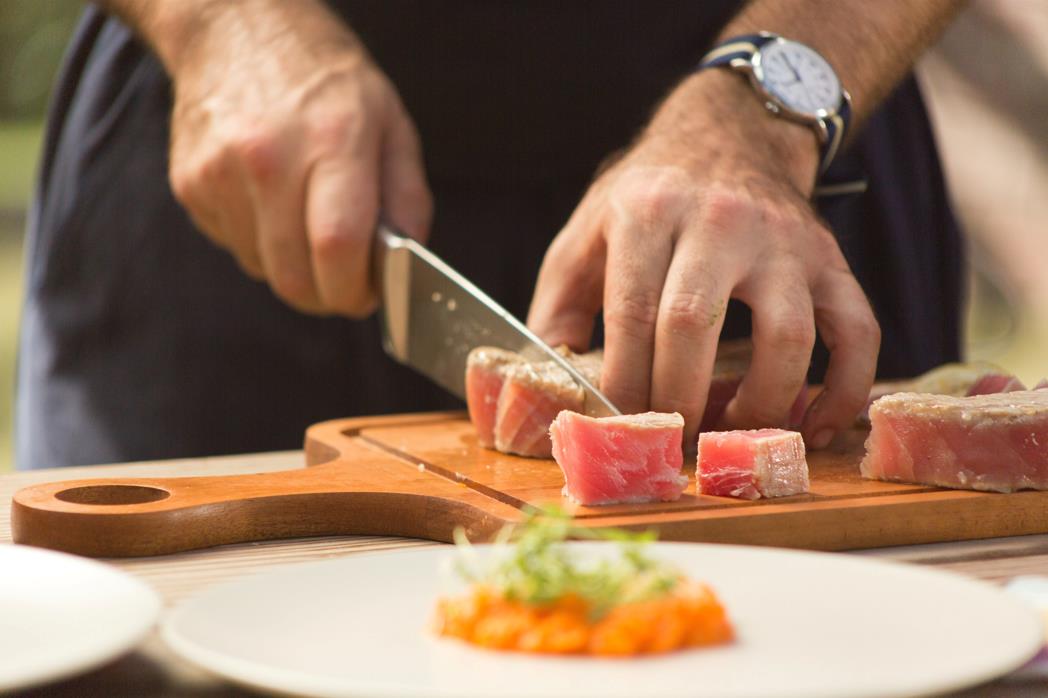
{"left": 373, "top": 223, "right": 619, "bottom": 417}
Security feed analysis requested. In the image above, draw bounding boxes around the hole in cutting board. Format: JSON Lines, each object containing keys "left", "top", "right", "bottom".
{"left": 55, "top": 485, "right": 171, "bottom": 505}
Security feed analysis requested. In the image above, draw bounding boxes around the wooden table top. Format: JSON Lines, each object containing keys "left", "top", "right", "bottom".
{"left": 4, "top": 451, "right": 1048, "bottom": 697}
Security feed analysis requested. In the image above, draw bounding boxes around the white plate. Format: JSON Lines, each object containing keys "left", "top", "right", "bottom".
{"left": 0, "top": 544, "right": 161, "bottom": 692}
{"left": 162, "top": 543, "right": 1041, "bottom": 698}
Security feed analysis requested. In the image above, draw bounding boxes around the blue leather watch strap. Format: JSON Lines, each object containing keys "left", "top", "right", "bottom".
{"left": 818, "top": 95, "right": 850, "bottom": 175}
{"left": 699, "top": 33, "right": 773, "bottom": 69}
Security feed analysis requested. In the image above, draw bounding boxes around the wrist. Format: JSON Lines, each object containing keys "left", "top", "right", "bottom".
{"left": 105, "top": 0, "right": 228, "bottom": 75}
{"left": 646, "top": 69, "right": 821, "bottom": 195}
{"left": 115, "top": 0, "right": 365, "bottom": 81}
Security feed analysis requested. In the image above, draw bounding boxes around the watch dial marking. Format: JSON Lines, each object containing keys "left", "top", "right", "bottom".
{"left": 757, "top": 40, "right": 842, "bottom": 115}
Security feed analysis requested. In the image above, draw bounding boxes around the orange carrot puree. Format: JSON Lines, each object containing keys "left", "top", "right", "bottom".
{"left": 435, "top": 579, "right": 733, "bottom": 656}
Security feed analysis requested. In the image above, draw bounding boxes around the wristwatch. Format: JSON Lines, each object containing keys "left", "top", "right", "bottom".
{"left": 699, "top": 32, "right": 852, "bottom": 176}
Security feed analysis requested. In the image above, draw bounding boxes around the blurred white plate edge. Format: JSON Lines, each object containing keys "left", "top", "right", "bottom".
{"left": 0, "top": 544, "right": 160, "bottom": 693}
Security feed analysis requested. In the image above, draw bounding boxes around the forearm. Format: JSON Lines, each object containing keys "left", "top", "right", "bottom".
{"left": 640, "top": 0, "right": 965, "bottom": 194}
{"left": 720, "top": 0, "right": 967, "bottom": 127}
{"left": 95, "top": 0, "right": 363, "bottom": 77}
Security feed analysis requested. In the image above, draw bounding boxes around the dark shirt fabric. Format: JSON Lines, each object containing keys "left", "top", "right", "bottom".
{"left": 16, "top": 2, "right": 963, "bottom": 469}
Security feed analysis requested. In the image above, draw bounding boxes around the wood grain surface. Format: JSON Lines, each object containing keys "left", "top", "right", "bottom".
{"left": 2, "top": 451, "right": 1048, "bottom": 696}
{"left": 13, "top": 411, "right": 1048, "bottom": 557}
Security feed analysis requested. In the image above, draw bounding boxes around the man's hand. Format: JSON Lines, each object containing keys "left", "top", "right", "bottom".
{"left": 109, "top": 0, "right": 432, "bottom": 316}
{"left": 528, "top": 70, "right": 880, "bottom": 447}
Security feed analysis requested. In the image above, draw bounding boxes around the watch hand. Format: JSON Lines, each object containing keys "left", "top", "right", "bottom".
{"left": 782, "top": 54, "right": 802, "bottom": 83}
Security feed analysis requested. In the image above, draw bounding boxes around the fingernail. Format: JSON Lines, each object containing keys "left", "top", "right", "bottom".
{"left": 810, "top": 428, "right": 834, "bottom": 450}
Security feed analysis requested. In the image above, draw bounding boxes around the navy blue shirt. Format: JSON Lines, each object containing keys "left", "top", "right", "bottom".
{"left": 16, "top": 2, "right": 963, "bottom": 469}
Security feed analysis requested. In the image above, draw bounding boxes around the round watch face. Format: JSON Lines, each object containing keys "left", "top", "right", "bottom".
{"left": 755, "top": 39, "right": 842, "bottom": 116}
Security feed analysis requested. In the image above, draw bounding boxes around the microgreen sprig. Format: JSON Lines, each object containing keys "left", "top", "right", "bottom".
{"left": 452, "top": 506, "right": 680, "bottom": 619}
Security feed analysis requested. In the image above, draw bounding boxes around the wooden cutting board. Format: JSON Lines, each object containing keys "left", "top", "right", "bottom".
{"left": 12, "top": 411, "right": 1048, "bottom": 557}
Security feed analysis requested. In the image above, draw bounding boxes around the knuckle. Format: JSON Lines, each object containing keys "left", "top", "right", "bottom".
{"left": 269, "top": 266, "right": 317, "bottom": 307}
{"left": 662, "top": 289, "right": 722, "bottom": 338}
{"left": 605, "top": 289, "right": 661, "bottom": 338}
{"left": 397, "top": 179, "right": 434, "bottom": 226}
{"left": 701, "top": 187, "right": 752, "bottom": 230}
{"left": 231, "top": 127, "right": 280, "bottom": 181}
{"left": 613, "top": 167, "right": 692, "bottom": 226}
{"left": 853, "top": 311, "right": 881, "bottom": 346}
{"left": 235, "top": 255, "right": 265, "bottom": 281}
{"left": 308, "top": 109, "right": 362, "bottom": 152}
{"left": 189, "top": 155, "right": 225, "bottom": 189}
{"left": 310, "top": 217, "right": 366, "bottom": 261}
{"left": 766, "top": 314, "right": 816, "bottom": 353}
{"left": 168, "top": 165, "right": 194, "bottom": 205}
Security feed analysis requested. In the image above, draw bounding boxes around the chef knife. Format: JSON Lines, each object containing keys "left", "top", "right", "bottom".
{"left": 372, "top": 223, "right": 619, "bottom": 417}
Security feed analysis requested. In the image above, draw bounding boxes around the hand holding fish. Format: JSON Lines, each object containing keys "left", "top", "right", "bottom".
{"left": 527, "top": 69, "right": 881, "bottom": 448}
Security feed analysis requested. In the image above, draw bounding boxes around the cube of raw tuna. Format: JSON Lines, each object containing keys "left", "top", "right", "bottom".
{"left": 465, "top": 347, "right": 525, "bottom": 448}
{"left": 860, "top": 390, "right": 1048, "bottom": 492}
{"left": 494, "top": 361, "right": 585, "bottom": 458}
{"left": 697, "top": 429, "right": 809, "bottom": 500}
{"left": 549, "top": 411, "right": 688, "bottom": 505}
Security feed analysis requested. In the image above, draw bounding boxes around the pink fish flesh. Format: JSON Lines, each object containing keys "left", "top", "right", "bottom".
{"left": 467, "top": 340, "right": 761, "bottom": 458}
{"left": 966, "top": 374, "right": 1026, "bottom": 396}
{"left": 549, "top": 411, "right": 688, "bottom": 505}
{"left": 697, "top": 429, "right": 809, "bottom": 500}
{"left": 465, "top": 347, "right": 524, "bottom": 448}
{"left": 858, "top": 362, "right": 1015, "bottom": 425}
{"left": 494, "top": 361, "right": 585, "bottom": 458}
{"left": 860, "top": 390, "right": 1048, "bottom": 492}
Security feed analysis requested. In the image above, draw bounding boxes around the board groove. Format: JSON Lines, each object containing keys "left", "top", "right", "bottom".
{"left": 358, "top": 434, "right": 530, "bottom": 510}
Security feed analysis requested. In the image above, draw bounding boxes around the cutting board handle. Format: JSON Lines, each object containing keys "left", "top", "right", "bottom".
{"left": 10, "top": 413, "right": 516, "bottom": 557}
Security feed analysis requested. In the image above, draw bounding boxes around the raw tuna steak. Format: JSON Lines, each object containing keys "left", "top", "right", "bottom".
{"left": 549, "top": 411, "right": 688, "bottom": 505}
{"left": 861, "top": 390, "right": 1048, "bottom": 492}
{"left": 494, "top": 361, "right": 586, "bottom": 458}
{"left": 465, "top": 347, "right": 525, "bottom": 447}
{"left": 859, "top": 361, "right": 1012, "bottom": 425}
{"left": 697, "top": 429, "right": 809, "bottom": 500}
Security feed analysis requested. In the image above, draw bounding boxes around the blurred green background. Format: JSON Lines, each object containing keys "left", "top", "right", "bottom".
{"left": 1, "top": 4, "right": 81, "bottom": 471}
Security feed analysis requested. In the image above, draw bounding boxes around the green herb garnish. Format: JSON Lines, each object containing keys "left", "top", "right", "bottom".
{"left": 451, "top": 507, "right": 681, "bottom": 620}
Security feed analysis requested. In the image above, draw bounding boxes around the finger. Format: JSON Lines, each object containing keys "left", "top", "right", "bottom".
{"left": 245, "top": 136, "right": 324, "bottom": 314}
{"left": 600, "top": 217, "right": 675, "bottom": 413}
{"left": 305, "top": 144, "right": 381, "bottom": 318}
{"left": 172, "top": 152, "right": 264, "bottom": 280}
{"left": 526, "top": 197, "right": 606, "bottom": 351}
{"left": 649, "top": 236, "right": 734, "bottom": 444}
{"left": 215, "top": 196, "right": 264, "bottom": 280}
{"left": 217, "top": 155, "right": 264, "bottom": 279}
{"left": 724, "top": 267, "right": 816, "bottom": 429}
{"left": 382, "top": 107, "right": 433, "bottom": 244}
{"left": 803, "top": 264, "right": 880, "bottom": 447}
